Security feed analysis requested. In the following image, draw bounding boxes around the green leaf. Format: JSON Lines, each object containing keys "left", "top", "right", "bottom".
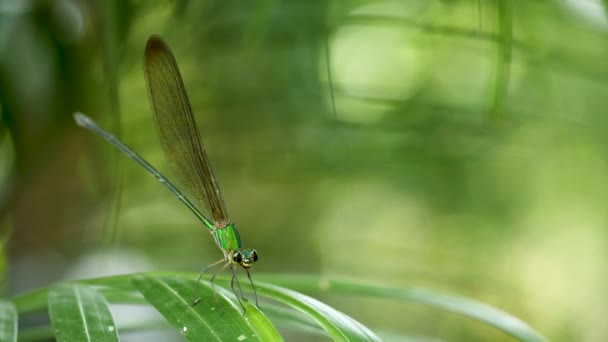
{"left": 260, "top": 275, "right": 546, "bottom": 342}
{"left": 47, "top": 283, "right": 119, "bottom": 342}
{"left": 12, "top": 287, "right": 48, "bottom": 315}
{"left": 262, "top": 302, "right": 326, "bottom": 337}
{"left": 0, "top": 300, "right": 17, "bottom": 342}
{"left": 131, "top": 273, "right": 282, "bottom": 342}
{"left": 254, "top": 281, "right": 381, "bottom": 342}
{"left": 15, "top": 272, "right": 545, "bottom": 341}
{"left": 13, "top": 276, "right": 142, "bottom": 316}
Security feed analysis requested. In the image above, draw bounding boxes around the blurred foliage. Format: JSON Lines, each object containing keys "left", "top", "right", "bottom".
{"left": 1, "top": 0, "right": 608, "bottom": 341}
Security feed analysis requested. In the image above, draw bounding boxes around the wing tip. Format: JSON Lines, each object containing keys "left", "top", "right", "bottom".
{"left": 145, "top": 34, "right": 169, "bottom": 55}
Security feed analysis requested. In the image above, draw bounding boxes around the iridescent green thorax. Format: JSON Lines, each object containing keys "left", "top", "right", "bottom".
{"left": 213, "top": 223, "right": 242, "bottom": 252}
{"left": 212, "top": 223, "right": 258, "bottom": 269}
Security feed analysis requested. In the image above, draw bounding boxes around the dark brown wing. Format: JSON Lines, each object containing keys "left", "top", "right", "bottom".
{"left": 144, "top": 35, "right": 229, "bottom": 227}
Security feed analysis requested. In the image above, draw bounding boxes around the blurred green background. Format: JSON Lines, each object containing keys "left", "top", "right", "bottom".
{"left": 2, "top": 0, "right": 608, "bottom": 341}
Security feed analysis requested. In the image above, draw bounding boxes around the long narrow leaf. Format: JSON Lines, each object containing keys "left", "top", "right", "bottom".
{"left": 12, "top": 288, "right": 48, "bottom": 315}
{"left": 14, "top": 282, "right": 141, "bottom": 316}
{"left": 261, "top": 302, "right": 327, "bottom": 337}
{"left": 48, "top": 283, "right": 119, "bottom": 342}
{"left": 132, "top": 274, "right": 282, "bottom": 341}
{"left": 0, "top": 300, "right": 17, "bottom": 342}
{"left": 254, "top": 281, "right": 381, "bottom": 342}
{"left": 259, "top": 275, "right": 546, "bottom": 342}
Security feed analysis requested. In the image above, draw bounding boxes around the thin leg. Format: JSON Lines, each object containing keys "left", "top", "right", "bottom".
{"left": 230, "top": 266, "right": 246, "bottom": 315}
{"left": 209, "top": 262, "right": 231, "bottom": 315}
{"left": 231, "top": 267, "right": 245, "bottom": 299}
{"left": 191, "top": 258, "right": 226, "bottom": 306}
{"left": 245, "top": 268, "right": 260, "bottom": 309}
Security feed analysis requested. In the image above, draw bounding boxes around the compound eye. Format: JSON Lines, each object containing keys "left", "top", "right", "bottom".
{"left": 233, "top": 252, "right": 242, "bottom": 264}
{"left": 252, "top": 250, "right": 258, "bottom": 262}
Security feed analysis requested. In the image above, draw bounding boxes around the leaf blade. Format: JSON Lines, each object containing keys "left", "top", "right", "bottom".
{"left": 254, "top": 281, "right": 381, "bottom": 342}
{"left": 0, "top": 300, "right": 17, "bottom": 342}
{"left": 132, "top": 274, "right": 282, "bottom": 342}
{"left": 260, "top": 274, "right": 546, "bottom": 342}
{"left": 48, "top": 283, "right": 119, "bottom": 342}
